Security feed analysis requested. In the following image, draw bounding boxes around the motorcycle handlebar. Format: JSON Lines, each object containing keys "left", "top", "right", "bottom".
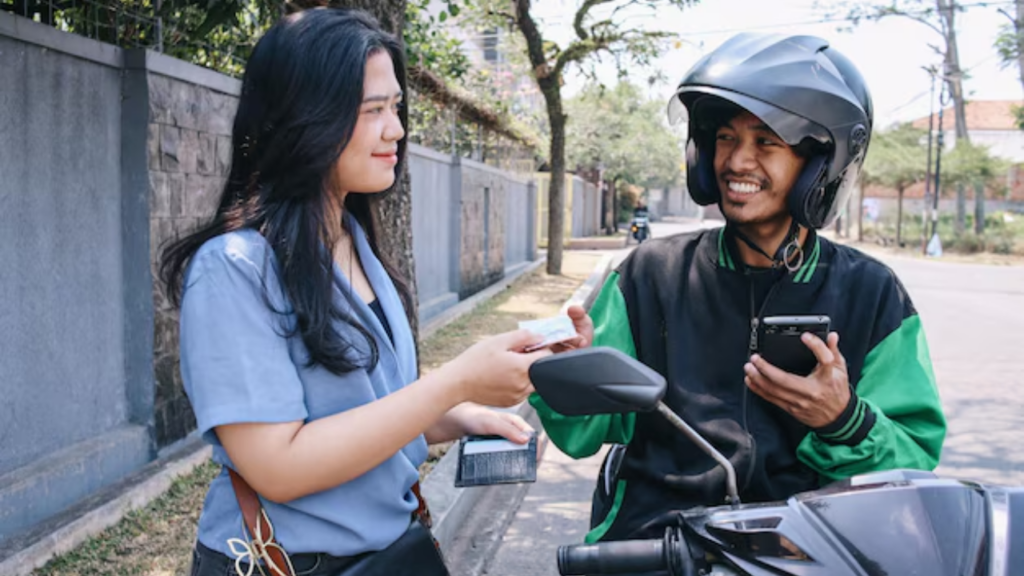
{"left": 557, "top": 539, "right": 665, "bottom": 575}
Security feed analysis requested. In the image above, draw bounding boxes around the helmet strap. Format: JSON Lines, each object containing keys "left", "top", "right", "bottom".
{"left": 728, "top": 219, "right": 803, "bottom": 272}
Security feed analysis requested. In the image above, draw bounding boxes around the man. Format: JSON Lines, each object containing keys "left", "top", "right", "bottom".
{"left": 541, "top": 32, "right": 947, "bottom": 546}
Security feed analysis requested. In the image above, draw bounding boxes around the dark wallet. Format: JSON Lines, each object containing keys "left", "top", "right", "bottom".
{"left": 454, "top": 433, "right": 538, "bottom": 488}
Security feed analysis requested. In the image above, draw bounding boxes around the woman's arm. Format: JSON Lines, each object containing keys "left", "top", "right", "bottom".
{"left": 217, "top": 330, "right": 544, "bottom": 503}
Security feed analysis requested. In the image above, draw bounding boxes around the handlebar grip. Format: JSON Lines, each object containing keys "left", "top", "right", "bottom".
{"left": 557, "top": 539, "right": 665, "bottom": 575}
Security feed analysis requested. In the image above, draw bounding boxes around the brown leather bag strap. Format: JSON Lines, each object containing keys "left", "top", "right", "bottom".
{"left": 228, "top": 469, "right": 295, "bottom": 576}
{"left": 411, "top": 480, "right": 432, "bottom": 528}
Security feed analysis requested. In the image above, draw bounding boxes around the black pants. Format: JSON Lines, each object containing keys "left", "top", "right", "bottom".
{"left": 190, "top": 540, "right": 363, "bottom": 576}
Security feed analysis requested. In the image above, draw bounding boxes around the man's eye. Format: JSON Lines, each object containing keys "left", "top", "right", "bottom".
{"left": 759, "top": 138, "right": 779, "bottom": 146}
{"left": 716, "top": 133, "right": 733, "bottom": 141}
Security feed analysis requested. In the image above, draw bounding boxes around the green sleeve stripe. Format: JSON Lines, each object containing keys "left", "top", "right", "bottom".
{"left": 585, "top": 480, "right": 628, "bottom": 544}
{"left": 530, "top": 272, "right": 637, "bottom": 458}
{"left": 818, "top": 398, "right": 866, "bottom": 442}
{"left": 796, "top": 315, "right": 947, "bottom": 482}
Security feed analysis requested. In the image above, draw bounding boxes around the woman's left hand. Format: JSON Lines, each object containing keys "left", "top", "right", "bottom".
{"left": 457, "top": 403, "right": 534, "bottom": 444}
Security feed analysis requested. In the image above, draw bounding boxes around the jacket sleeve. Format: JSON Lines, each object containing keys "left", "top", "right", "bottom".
{"left": 529, "top": 271, "right": 637, "bottom": 458}
{"left": 797, "top": 311, "right": 947, "bottom": 483}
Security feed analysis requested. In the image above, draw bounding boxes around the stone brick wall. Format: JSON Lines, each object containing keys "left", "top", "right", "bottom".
{"left": 460, "top": 164, "right": 507, "bottom": 298}
{"left": 147, "top": 72, "right": 238, "bottom": 447}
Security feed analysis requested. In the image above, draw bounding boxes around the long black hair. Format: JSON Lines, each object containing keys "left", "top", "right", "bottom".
{"left": 160, "top": 8, "right": 412, "bottom": 375}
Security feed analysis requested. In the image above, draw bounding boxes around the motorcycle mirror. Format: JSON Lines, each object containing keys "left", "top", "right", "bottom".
{"left": 529, "top": 347, "right": 666, "bottom": 415}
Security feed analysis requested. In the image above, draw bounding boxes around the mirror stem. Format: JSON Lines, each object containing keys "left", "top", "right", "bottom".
{"left": 656, "top": 402, "right": 741, "bottom": 508}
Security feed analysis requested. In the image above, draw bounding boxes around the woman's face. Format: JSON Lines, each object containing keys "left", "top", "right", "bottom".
{"left": 333, "top": 51, "right": 405, "bottom": 195}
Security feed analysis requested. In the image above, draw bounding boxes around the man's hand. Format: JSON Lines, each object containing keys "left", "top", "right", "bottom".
{"left": 550, "top": 305, "right": 594, "bottom": 353}
{"left": 744, "top": 332, "right": 851, "bottom": 428}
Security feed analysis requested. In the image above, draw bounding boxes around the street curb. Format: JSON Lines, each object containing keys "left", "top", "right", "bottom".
{"left": 0, "top": 438, "right": 212, "bottom": 576}
{"left": 421, "top": 251, "right": 616, "bottom": 566}
{"left": 421, "top": 257, "right": 547, "bottom": 341}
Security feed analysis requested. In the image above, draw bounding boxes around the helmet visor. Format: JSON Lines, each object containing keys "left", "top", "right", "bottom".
{"left": 668, "top": 86, "right": 833, "bottom": 148}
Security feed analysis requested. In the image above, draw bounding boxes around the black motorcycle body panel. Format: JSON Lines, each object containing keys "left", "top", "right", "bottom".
{"left": 679, "top": 470, "right": 1022, "bottom": 576}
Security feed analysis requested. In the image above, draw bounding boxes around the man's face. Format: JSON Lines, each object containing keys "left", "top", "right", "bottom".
{"left": 713, "top": 110, "right": 806, "bottom": 227}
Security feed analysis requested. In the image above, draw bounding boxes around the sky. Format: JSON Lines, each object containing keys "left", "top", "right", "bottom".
{"left": 526, "top": 0, "right": 1023, "bottom": 128}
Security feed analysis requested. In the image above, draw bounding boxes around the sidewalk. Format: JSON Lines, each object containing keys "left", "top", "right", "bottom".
{"left": 484, "top": 445, "right": 609, "bottom": 575}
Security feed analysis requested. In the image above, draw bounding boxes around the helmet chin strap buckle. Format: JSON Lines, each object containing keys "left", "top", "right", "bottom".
{"left": 728, "top": 219, "right": 803, "bottom": 272}
{"left": 782, "top": 237, "right": 804, "bottom": 273}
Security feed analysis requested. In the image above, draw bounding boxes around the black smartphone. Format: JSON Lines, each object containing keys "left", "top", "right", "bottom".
{"left": 757, "top": 315, "right": 831, "bottom": 376}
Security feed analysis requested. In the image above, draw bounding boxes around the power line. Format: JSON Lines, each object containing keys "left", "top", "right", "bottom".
{"left": 675, "top": 1, "right": 1016, "bottom": 37}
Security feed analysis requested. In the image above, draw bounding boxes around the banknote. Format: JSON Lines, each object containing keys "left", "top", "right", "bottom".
{"left": 519, "top": 315, "right": 578, "bottom": 351}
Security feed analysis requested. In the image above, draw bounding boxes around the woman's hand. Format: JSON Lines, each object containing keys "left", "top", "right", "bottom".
{"left": 440, "top": 329, "right": 551, "bottom": 408}
{"left": 446, "top": 403, "right": 534, "bottom": 444}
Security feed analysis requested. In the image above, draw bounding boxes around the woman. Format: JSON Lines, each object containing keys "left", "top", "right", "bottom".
{"left": 161, "top": 9, "right": 568, "bottom": 576}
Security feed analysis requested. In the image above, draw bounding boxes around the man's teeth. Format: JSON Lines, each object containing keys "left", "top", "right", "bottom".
{"left": 728, "top": 181, "right": 761, "bottom": 194}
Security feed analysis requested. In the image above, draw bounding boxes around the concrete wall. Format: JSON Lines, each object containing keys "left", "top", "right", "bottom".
{"left": 146, "top": 55, "right": 240, "bottom": 449}
{"left": 0, "top": 15, "right": 153, "bottom": 548}
{"left": 534, "top": 173, "right": 601, "bottom": 245}
{"left": 409, "top": 144, "right": 459, "bottom": 321}
{"left": 503, "top": 177, "right": 535, "bottom": 272}
{"left": 460, "top": 159, "right": 508, "bottom": 297}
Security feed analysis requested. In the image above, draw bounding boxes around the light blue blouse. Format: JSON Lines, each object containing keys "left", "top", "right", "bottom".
{"left": 179, "top": 216, "right": 427, "bottom": 557}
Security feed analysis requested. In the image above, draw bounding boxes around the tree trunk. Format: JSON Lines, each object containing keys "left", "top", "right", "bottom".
{"left": 513, "top": 0, "right": 568, "bottom": 275}
{"left": 937, "top": 0, "right": 970, "bottom": 144}
{"left": 598, "top": 178, "right": 614, "bottom": 234}
{"left": 545, "top": 92, "right": 567, "bottom": 274}
{"left": 896, "top": 187, "right": 905, "bottom": 247}
{"left": 975, "top": 181, "right": 986, "bottom": 235}
{"left": 956, "top": 182, "right": 966, "bottom": 234}
{"left": 937, "top": 0, "right": 977, "bottom": 239}
{"left": 332, "top": 0, "right": 419, "bottom": 337}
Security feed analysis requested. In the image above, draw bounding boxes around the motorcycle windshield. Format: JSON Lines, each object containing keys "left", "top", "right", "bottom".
{"left": 801, "top": 482, "right": 988, "bottom": 575}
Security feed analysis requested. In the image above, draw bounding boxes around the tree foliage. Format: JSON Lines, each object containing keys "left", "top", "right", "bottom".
{"left": 941, "top": 141, "right": 1011, "bottom": 193}
{"left": 994, "top": 1, "right": 1024, "bottom": 98}
{"left": 863, "top": 123, "right": 928, "bottom": 192}
{"left": 566, "top": 82, "right": 682, "bottom": 190}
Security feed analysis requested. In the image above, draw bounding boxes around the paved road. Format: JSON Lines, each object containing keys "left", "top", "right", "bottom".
{"left": 483, "top": 220, "right": 1024, "bottom": 575}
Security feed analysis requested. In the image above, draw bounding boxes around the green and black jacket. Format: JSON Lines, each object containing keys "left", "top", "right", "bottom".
{"left": 530, "top": 227, "right": 946, "bottom": 543}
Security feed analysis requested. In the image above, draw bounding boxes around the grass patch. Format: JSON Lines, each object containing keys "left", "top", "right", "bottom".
{"left": 33, "top": 461, "right": 219, "bottom": 576}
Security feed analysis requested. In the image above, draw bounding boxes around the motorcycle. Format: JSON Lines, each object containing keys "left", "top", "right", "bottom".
{"left": 529, "top": 347, "right": 1023, "bottom": 576}
{"left": 627, "top": 212, "right": 651, "bottom": 245}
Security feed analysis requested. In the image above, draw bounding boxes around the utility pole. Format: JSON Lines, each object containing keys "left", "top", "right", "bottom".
{"left": 922, "top": 67, "right": 937, "bottom": 255}
{"left": 931, "top": 83, "right": 949, "bottom": 242}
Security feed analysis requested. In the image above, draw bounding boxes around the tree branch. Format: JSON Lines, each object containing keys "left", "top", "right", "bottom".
{"left": 514, "top": 0, "right": 555, "bottom": 80}
{"left": 484, "top": 8, "right": 516, "bottom": 26}
{"left": 554, "top": 36, "right": 613, "bottom": 79}
{"left": 877, "top": 7, "right": 944, "bottom": 36}
{"left": 573, "top": 0, "right": 615, "bottom": 40}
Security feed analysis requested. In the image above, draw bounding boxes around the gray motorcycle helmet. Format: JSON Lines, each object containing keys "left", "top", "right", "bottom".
{"left": 667, "top": 33, "right": 873, "bottom": 229}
